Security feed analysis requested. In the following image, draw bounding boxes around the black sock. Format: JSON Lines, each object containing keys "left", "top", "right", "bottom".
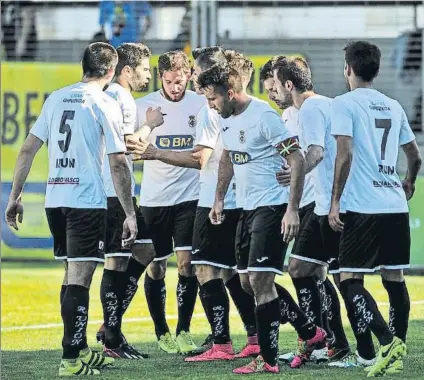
{"left": 340, "top": 279, "right": 392, "bottom": 347}
{"left": 256, "top": 298, "right": 280, "bottom": 366}
{"left": 100, "top": 269, "right": 125, "bottom": 348}
{"left": 225, "top": 273, "right": 257, "bottom": 336}
{"left": 176, "top": 274, "right": 198, "bottom": 335}
{"left": 144, "top": 274, "right": 169, "bottom": 339}
{"left": 61, "top": 285, "right": 89, "bottom": 359}
{"left": 275, "top": 283, "right": 316, "bottom": 340}
{"left": 201, "top": 279, "right": 230, "bottom": 344}
{"left": 382, "top": 279, "right": 410, "bottom": 342}
{"left": 292, "top": 276, "right": 323, "bottom": 327}
{"left": 317, "top": 278, "right": 333, "bottom": 341}
{"left": 60, "top": 285, "right": 67, "bottom": 305}
{"left": 121, "top": 258, "right": 146, "bottom": 315}
{"left": 199, "top": 285, "right": 213, "bottom": 330}
{"left": 324, "top": 278, "right": 349, "bottom": 349}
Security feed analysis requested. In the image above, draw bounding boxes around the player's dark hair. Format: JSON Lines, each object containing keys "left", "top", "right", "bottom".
{"left": 192, "top": 46, "right": 228, "bottom": 71}
{"left": 259, "top": 55, "right": 286, "bottom": 82}
{"left": 82, "top": 42, "right": 118, "bottom": 78}
{"left": 225, "top": 50, "right": 254, "bottom": 84}
{"left": 272, "top": 56, "right": 314, "bottom": 92}
{"left": 115, "top": 43, "right": 151, "bottom": 75}
{"left": 198, "top": 66, "right": 243, "bottom": 94}
{"left": 158, "top": 50, "right": 191, "bottom": 77}
{"left": 344, "top": 41, "right": 381, "bottom": 82}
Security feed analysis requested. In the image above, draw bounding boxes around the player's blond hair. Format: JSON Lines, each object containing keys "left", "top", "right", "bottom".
{"left": 158, "top": 50, "right": 191, "bottom": 77}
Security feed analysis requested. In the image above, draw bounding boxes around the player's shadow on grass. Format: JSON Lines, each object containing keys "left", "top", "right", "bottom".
{"left": 3, "top": 321, "right": 424, "bottom": 380}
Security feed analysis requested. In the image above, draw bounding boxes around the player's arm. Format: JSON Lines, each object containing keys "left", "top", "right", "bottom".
{"left": 5, "top": 134, "right": 44, "bottom": 230}
{"left": 263, "top": 111, "right": 305, "bottom": 242}
{"left": 6, "top": 98, "right": 50, "bottom": 230}
{"left": 329, "top": 97, "right": 353, "bottom": 232}
{"left": 399, "top": 109, "right": 422, "bottom": 200}
{"left": 100, "top": 102, "right": 137, "bottom": 245}
{"left": 130, "top": 106, "right": 164, "bottom": 141}
{"left": 304, "top": 145, "right": 324, "bottom": 173}
{"left": 210, "top": 149, "right": 233, "bottom": 225}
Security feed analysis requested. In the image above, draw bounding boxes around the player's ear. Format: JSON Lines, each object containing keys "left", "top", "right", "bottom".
{"left": 284, "top": 80, "right": 293, "bottom": 92}
{"left": 228, "top": 88, "right": 235, "bottom": 101}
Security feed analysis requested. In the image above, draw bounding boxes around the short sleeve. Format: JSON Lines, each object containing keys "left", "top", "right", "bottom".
{"left": 331, "top": 97, "right": 354, "bottom": 137}
{"left": 29, "top": 97, "right": 50, "bottom": 143}
{"left": 106, "top": 89, "right": 136, "bottom": 135}
{"left": 97, "top": 99, "right": 127, "bottom": 154}
{"left": 194, "top": 106, "right": 220, "bottom": 149}
{"left": 299, "top": 103, "right": 326, "bottom": 148}
{"left": 399, "top": 108, "right": 415, "bottom": 146}
{"left": 259, "top": 111, "right": 294, "bottom": 146}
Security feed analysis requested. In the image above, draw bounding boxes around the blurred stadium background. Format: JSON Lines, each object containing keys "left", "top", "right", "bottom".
{"left": 1, "top": 0, "right": 423, "bottom": 266}
{"left": 2, "top": 2, "right": 424, "bottom": 380}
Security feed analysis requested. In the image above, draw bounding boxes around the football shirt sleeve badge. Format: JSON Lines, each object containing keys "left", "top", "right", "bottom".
{"left": 276, "top": 136, "right": 301, "bottom": 158}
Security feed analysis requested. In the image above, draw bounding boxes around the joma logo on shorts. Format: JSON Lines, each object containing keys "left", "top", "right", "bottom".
{"left": 229, "top": 151, "right": 251, "bottom": 165}
{"left": 156, "top": 135, "right": 194, "bottom": 150}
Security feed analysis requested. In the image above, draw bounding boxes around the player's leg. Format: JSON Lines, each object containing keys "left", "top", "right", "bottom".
{"left": 141, "top": 205, "right": 177, "bottom": 353}
{"left": 99, "top": 198, "right": 132, "bottom": 356}
{"left": 381, "top": 269, "right": 410, "bottom": 343}
{"left": 337, "top": 212, "right": 406, "bottom": 377}
{"left": 173, "top": 201, "right": 199, "bottom": 353}
{"left": 61, "top": 208, "right": 113, "bottom": 376}
{"left": 222, "top": 269, "right": 259, "bottom": 358}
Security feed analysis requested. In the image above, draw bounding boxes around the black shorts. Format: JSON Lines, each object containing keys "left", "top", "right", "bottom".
{"left": 291, "top": 202, "right": 315, "bottom": 255}
{"left": 235, "top": 204, "right": 289, "bottom": 275}
{"left": 339, "top": 211, "right": 410, "bottom": 273}
{"left": 105, "top": 197, "right": 152, "bottom": 258}
{"left": 192, "top": 207, "right": 241, "bottom": 269}
{"left": 291, "top": 212, "right": 342, "bottom": 268}
{"left": 46, "top": 207, "right": 106, "bottom": 262}
{"left": 141, "top": 200, "right": 198, "bottom": 261}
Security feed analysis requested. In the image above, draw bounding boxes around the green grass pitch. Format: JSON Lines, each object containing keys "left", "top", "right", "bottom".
{"left": 2, "top": 262, "right": 424, "bottom": 379}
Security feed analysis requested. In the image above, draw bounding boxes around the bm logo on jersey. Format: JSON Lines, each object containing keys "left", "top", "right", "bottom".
{"left": 156, "top": 135, "right": 194, "bottom": 150}
{"left": 229, "top": 151, "right": 251, "bottom": 165}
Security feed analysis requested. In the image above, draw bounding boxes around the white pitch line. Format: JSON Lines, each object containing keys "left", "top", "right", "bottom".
{"left": 3, "top": 301, "right": 424, "bottom": 333}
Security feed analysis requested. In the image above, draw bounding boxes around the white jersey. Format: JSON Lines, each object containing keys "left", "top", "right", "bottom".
{"left": 103, "top": 83, "right": 137, "bottom": 197}
{"left": 30, "top": 82, "right": 126, "bottom": 209}
{"left": 331, "top": 88, "right": 415, "bottom": 214}
{"left": 194, "top": 105, "right": 237, "bottom": 209}
{"left": 221, "top": 97, "right": 293, "bottom": 211}
{"left": 136, "top": 90, "right": 205, "bottom": 207}
{"left": 282, "top": 107, "right": 315, "bottom": 209}
{"left": 298, "top": 95, "right": 345, "bottom": 215}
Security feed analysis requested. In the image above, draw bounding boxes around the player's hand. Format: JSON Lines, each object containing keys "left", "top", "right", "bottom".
{"left": 402, "top": 179, "right": 415, "bottom": 200}
{"left": 5, "top": 198, "right": 24, "bottom": 231}
{"left": 122, "top": 214, "right": 138, "bottom": 247}
{"left": 329, "top": 202, "right": 344, "bottom": 232}
{"left": 281, "top": 208, "right": 299, "bottom": 243}
{"left": 145, "top": 107, "right": 164, "bottom": 129}
{"left": 276, "top": 164, "right": 291, "bottom": 187}
{"left": 209, "top": 199, "right": 225, "bottom": 225}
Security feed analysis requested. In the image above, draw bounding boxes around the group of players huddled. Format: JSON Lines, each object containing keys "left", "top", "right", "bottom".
{"left": 5, "top": 40, "right": 422, "bottom": 377}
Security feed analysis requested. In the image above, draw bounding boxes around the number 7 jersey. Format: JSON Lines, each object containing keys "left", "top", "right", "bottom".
{"left": 331, "top": 88, "right": 416, "bottom": 214}
{"left": 29, "top": 82, "right": 126, "bottom": 209}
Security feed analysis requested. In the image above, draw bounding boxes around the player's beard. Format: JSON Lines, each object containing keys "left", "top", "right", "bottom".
{"left": 162, "top": 86, "right": 186, "bottom": 102}
{"left": 344, "top": 75, "right": 351, "bottom": 91}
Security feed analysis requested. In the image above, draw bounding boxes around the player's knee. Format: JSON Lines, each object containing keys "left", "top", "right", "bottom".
{"left": 239, "top": 274, "right": 253, "bottom": 295}
{"left": 221, "top": 268, "right": 237, "bottom": 284}
{"left": 315, "top": 265, "right": 327, "bottom": 281}
{"left": 178, "top": 259, "right": 193, "bottom": 277}
{"left": 104, "top": 256, "right": 129, "bottom": 271}
{"left": 132, "top": 243, "right": 155, "bottom": 266}
{"left": 288, "top": 259, "right": 316, "bottom": 278}
{"left": 381, "top": 269, "right": 404, "bottom": 282}
{"left": 67, "top": 261, "right": 97, "bottom": 288}
{"left": 195, "top": 265, "right": 219, "bottom": 285}
{"left": 148, "top": 260, "right": 167, "bottom": 280}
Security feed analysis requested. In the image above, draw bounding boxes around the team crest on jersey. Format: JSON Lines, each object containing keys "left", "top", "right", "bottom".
{"left": 239, "top": 130, "right": 246, "bottom": 144}
{"left": 188, "top": 115, "right": 196, "bottom": 128}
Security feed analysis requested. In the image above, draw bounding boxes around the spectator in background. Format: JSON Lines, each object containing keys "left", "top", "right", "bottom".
{"left": 99, "top": 1, "right": 152, "bottom": 48}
